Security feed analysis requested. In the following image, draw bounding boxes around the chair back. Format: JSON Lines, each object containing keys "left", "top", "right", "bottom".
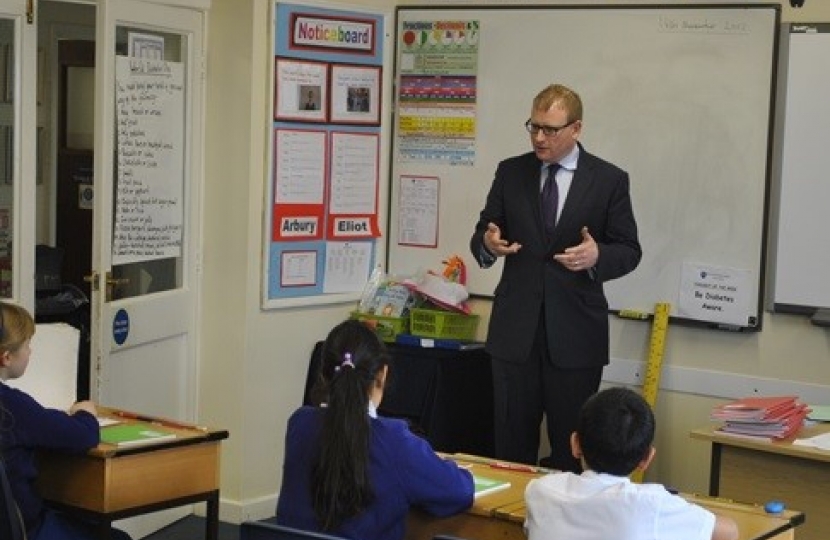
{"left": 0, "top": 458, "right": 26, "bottom": 540}
{"left": 240, "top": 521, "right": 350, "bottom": 540}
{"left": 35, "top": 244, "right": 64, "bottom": 294}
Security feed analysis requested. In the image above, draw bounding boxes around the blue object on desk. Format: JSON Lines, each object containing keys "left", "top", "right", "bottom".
{"left": 764, "top": 500, "right": 785, "bottom": 514}
{"left": 395, "top": 334, "right": 485, "bottom": 350}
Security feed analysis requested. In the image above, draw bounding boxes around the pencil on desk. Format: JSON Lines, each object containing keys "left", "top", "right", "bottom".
{"left": 109, "top": 409, "right": 209, "bottom": 433}
{"left": 490, "top": 462, "right": 553, "bottom": 474}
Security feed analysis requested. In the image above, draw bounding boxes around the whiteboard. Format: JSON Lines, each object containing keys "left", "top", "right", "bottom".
{"left": 772, "top": 24, "right": 830, "bottom": 312}
{"left": 388, "top": 5, "right": 779, "bottom": 329}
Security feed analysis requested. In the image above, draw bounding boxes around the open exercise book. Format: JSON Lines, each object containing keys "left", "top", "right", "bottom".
{"left": 473, "top": 474, "right": 511, "bottom": 498}
{"left": 99, "top": 422, "right": 178, "bottom": 448}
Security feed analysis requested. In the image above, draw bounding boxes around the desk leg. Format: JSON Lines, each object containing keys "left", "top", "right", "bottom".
{"left": 205, "top": 490, "right": 220, "bottom": 540}
{"left": 708, "top": 442, "right": 722, "bottom": 496}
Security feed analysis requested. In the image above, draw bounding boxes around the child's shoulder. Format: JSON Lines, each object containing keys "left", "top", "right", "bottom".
{"left": 0, "top": 383, "right": 41, "bottom": 409}
{"left": 371, "top": 414, "right": 412, "bottom": 435}
{"left": 526, "top": 470, "right": 580, "bottom": 493}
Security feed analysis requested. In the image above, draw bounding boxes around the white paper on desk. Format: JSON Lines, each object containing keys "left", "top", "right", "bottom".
{"left": 793, "top": 432, "right": 830, "bottom": 451}
{"left": 6, "top": 323, "right": 79, "bottom": 409}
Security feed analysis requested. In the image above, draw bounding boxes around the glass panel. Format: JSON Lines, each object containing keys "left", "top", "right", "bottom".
{"left": 66, "top": 66, "right": 95, "bottom": 149}
{"left": 0, "top": 19, "right": 14, "bottom": 298}
{"left": 111, "top": 28, "right": 186, "bottom": 300}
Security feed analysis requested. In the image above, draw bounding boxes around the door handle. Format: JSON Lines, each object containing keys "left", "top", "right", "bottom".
{"left": 83, "top": 271, "right": 130, "bottom": 301}
{"left": 104, "top": 271, "right": 129, "bottom": 302}
{"left": 106, "top": 276, "right": 130, "bottom": 287}
{"left": 83, "top": 271, "right": 99, "bottom": 291}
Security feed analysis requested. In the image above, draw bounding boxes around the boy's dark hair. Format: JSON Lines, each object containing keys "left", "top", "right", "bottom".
{"left": 576, "top": 386, "right": 655, "bottom": 476}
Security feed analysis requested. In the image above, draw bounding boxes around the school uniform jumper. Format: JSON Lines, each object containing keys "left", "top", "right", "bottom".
{"left": 276, "top": 406, "right": 474, "bottom": 540}
{"left": 0, "top": 382, "right": 99, "bottom": 537}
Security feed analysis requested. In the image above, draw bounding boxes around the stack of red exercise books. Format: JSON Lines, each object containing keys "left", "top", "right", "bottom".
{"left": 711, "top": 395, "right": 810, "bottom": 440}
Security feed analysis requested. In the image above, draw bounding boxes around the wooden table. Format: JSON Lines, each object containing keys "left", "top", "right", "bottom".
{"left": 408, "top": 454, "right": 804, "bottom": 540}
{"left": 692, "top": 423, "right": 830, "bottom": 540}
{"left": 406, "top": 454, "right": 544, "bottom": 540}
{"left": 36, "top": 408, "right": 229, "bottom": 540}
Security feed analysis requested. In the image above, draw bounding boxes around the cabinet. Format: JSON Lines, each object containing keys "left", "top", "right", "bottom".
{"left": 305, "top": 341, "right": 494, "bottom": 457}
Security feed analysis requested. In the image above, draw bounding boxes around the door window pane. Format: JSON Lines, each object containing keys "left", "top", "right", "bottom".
{"left": 111, "top": 28, "right": 186, "bottom": 300}
{"left": 0, "top": 19, "right": 14, "bottom": 298}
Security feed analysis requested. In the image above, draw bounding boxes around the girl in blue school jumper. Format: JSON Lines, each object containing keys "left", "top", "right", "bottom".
{"left": 276, "top": 319, "right": 474, "bottom": 540}
{"left": 0, "top": 302, "right": 131, "bottom": 540}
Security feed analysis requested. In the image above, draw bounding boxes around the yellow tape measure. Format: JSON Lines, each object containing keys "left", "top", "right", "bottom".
{"left": 631, "top": 302, "right": 670, "bottom": 483}
{"left": 642, "top": 302, "right": 671, "bottom": 407}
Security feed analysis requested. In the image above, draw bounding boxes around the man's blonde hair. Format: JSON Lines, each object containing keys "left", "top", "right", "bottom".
{"left": 532, "top": 84, "right": 583, "bottom": 123}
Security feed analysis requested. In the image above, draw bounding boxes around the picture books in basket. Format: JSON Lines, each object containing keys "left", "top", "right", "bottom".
{"left": 100, "top": 422, "right": 178, "bottom": 448}
{"left": 711, "top": 396, "right": 810, "bottom": 440}
{"left": 473, "top": 474, "right": 511, "bottom": 498}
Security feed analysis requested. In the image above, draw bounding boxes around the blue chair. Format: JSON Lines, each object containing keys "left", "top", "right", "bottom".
{"left": 240, "top": 521, "right": 351, "bottom": 540}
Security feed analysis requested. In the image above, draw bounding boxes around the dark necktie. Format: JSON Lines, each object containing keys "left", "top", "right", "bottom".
{"left": 541, "top": 163, "right": 560, "bottom": 235}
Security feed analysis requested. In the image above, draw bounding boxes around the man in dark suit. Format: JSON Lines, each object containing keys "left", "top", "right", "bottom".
{"left": 470, "top": 83, "right": 641, "bottom": 471}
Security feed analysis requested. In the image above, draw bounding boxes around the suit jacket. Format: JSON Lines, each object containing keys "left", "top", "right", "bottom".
{"left": 469, "top": 145, "right": 641, "bottom": 368}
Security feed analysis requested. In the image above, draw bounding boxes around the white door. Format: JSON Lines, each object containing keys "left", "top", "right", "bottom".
{"left": 89, "top": 0, "right": 205, "bottom": 536}
{"left": 0, "top": 0, "right": 37, "bottom": 310}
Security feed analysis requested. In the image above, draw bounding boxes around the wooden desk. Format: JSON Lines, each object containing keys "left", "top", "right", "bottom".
{"left": 36, "top": 409, "right": 229, "bottom": 540}
{"left": 408, "top": 454, "right": 804, "bottom": 540}
{"left": 692, "top": 423, "right": 830, "bottom": 540}
{"left": 406, "top": 455, "right": 543, "bottom": 540}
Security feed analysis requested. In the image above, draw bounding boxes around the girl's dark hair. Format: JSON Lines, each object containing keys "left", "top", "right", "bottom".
{"left": 310, "top": 319, "right": 390, "bottom": 531}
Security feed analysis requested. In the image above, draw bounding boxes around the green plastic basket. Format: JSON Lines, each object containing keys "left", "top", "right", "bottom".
{"left": 350, "top": 311, "right": 409, "bottom": 343}
{"left": 409, "top": 308, "right": 480, "bottom": 341}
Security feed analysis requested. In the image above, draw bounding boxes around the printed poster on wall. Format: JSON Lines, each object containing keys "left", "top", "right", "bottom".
{"left": 396, "top": 20, "right": 479, "bottom": 166}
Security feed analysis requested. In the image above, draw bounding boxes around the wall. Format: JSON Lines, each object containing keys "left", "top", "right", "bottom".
{"left": 201, "top": 0, "right": 830, "bottom": 522}
{"left": 202, "top": 0, "right": 390, "bottom": 522}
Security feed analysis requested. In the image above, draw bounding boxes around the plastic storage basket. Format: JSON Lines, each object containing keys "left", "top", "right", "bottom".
{"left": 409, "top": 308, "right": 480, "bottom": 341}
{"left": 350, "top": 311, "right": 409, "bottom": 343}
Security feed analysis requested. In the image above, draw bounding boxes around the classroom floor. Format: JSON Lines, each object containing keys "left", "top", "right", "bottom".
{"left": 141, "top": 515, "right": 240, "bottom": 540}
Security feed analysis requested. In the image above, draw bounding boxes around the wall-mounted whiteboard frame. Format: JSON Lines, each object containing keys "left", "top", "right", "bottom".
{"left": 388, "top": 4, "right": 780, "bottom": 330}
{"left": 770, "top": 23, "right": 830, "bottom": 315}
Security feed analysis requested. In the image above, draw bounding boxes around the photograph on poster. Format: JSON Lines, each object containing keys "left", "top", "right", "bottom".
{"left": 330, "top": 64, "right": 381, "bottom": 125}
{"left": 280, "top": 250, "right": 318, "bottom": 287}
{"left": 274, "top": 57, "right": 328, "bottom": 122}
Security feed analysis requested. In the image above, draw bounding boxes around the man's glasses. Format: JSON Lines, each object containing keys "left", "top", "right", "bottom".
{"left": 525, "top": 119, "right": 575, "bottom": 137}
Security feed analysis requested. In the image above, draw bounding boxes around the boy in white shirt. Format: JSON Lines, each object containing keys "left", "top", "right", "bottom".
{"left": 525, "top": 387, "right": 738, "bottom": 540}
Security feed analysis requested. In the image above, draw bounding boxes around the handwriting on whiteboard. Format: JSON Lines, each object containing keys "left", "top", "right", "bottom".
{"left": 658, "top": 15, "right": 750, "bottom": 35}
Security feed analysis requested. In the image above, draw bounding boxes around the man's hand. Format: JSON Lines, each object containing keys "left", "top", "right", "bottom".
{"left": 484, "top": 222, "right": 522, "bottom": 257}
{"left": 554, "top": 227, "right": 598, "bottom": 272}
